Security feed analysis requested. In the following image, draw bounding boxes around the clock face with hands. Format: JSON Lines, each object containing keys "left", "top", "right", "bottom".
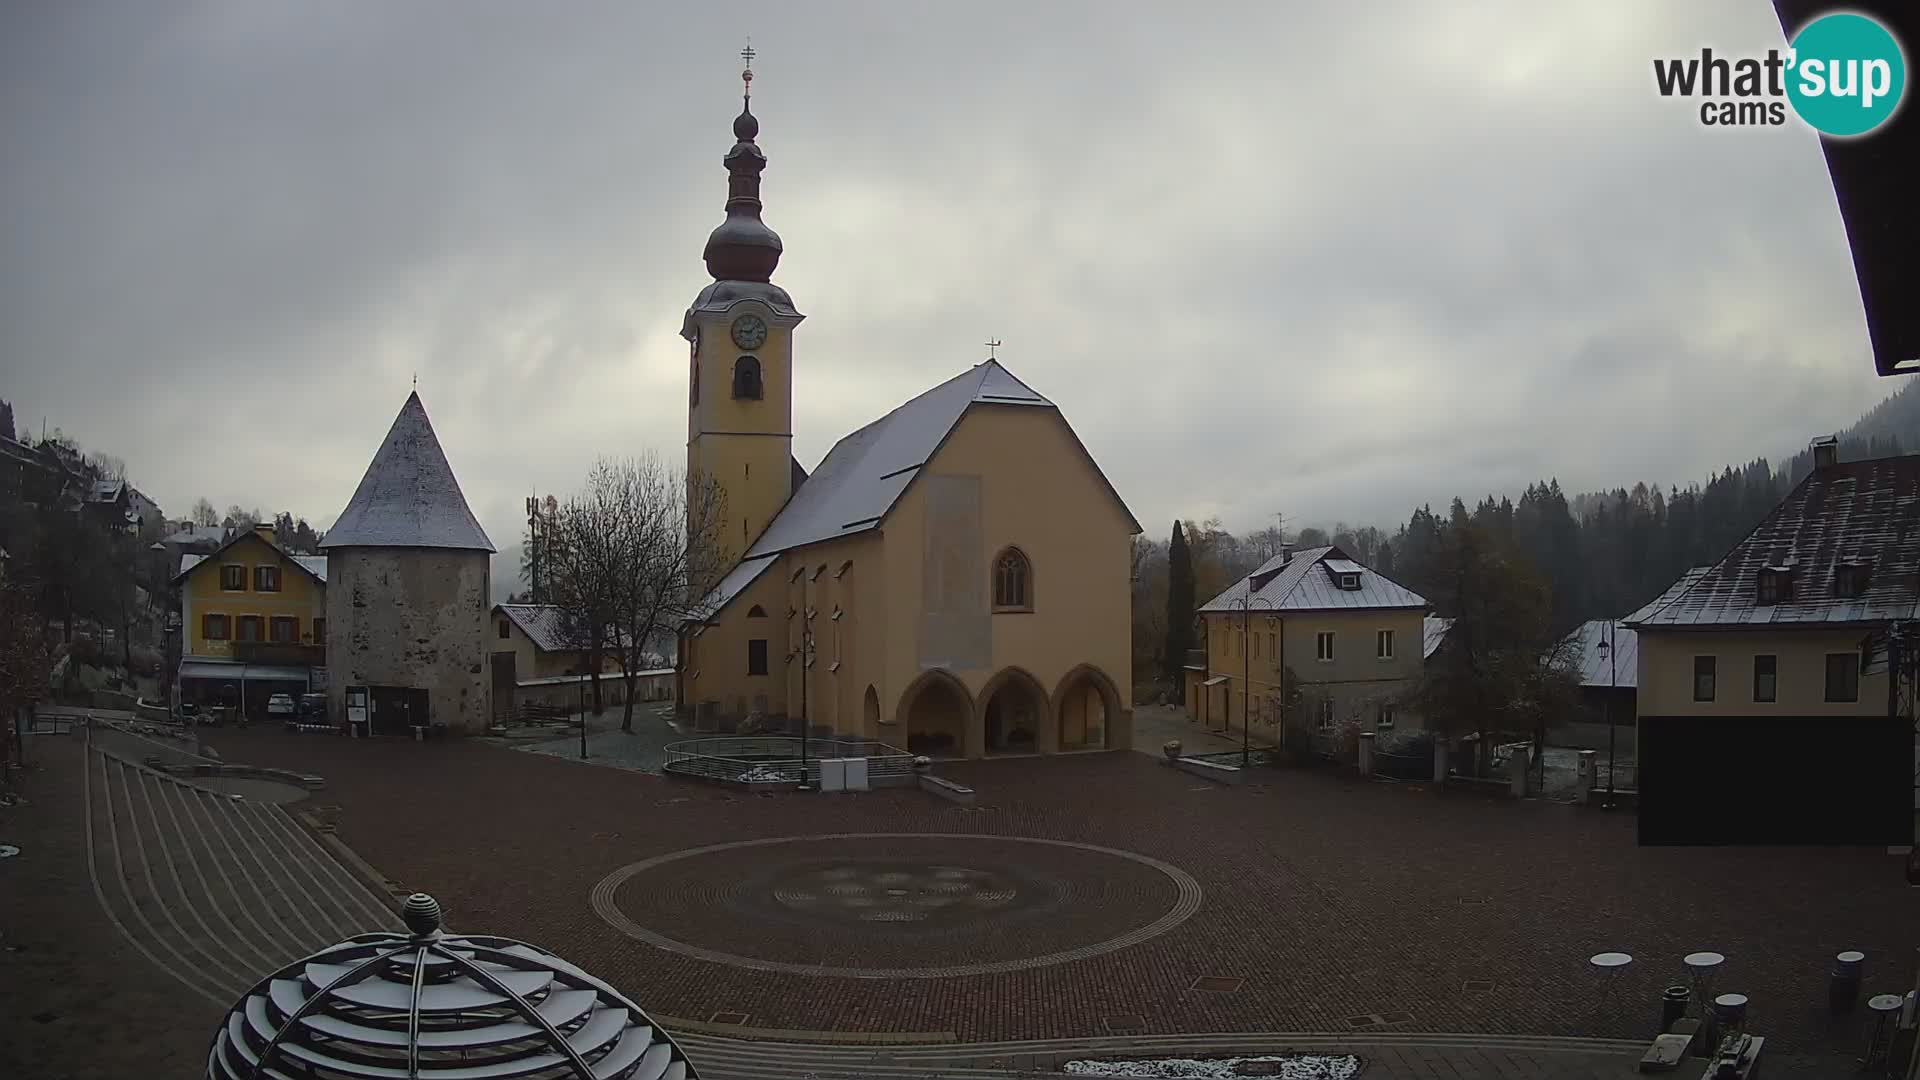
{"left": 731, "top": 314, "right": 769, "bottom": 351}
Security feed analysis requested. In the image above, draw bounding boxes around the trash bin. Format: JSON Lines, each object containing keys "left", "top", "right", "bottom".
{"left": 1660, "top": 985, "right": 1692, "bottom": 1032}
{"left": 1830, "top": 950, "right": 1865, "bottom": 1015}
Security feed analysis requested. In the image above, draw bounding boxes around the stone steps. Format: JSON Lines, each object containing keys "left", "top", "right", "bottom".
{"left": 85, "top": 743, "right": 398, "bottom": 1006}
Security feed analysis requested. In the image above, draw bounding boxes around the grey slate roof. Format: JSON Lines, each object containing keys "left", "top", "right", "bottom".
{"left": 495, "top": 604, "right": 580, "bottom": 652}
{"left": 1621, "top": 568, "right": 1711, "bottom": 625}
{"left": 1200, "top": 546, "right": 1428, "bottom": 614}
{"left": 697, "top": 555, "right": 778, "bottom": 619}
{"left": 177, "top": 548, "right": 327, "bottom": 584}
{"left": 1624, "top": 455, "right": 1920, "bottom": 629}
{"left": 320, "top": 392, "right": 495, "bottom": 552}
{"left": 1423, "top": 616, "right": 1455, "bottom": 659}
{"left": 743, "top": 359, "right": 1135, "bottom": 558}
{"left": 1557, "top": 620, "right": 1637, "bottom": 689}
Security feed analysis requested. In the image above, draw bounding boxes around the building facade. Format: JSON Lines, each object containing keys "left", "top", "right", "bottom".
{"left": 323, "top": 392, "right": 495, "bottom": 736}
{"left": 172, "top": 523, "right": 328, "bottom": 713}
{"left": 1189, "top": 547, "right": 1431, "bottom": 743}
{"left": 677, "top": 81, "right": 1140, "bottom": 758}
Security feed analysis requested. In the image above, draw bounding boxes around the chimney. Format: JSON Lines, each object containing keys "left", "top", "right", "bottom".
{"left": 253, "top": 522, "right": 275, "bottom": 543}
{"left": 1811, "top": 435, "right": 1839, "bottom": 470}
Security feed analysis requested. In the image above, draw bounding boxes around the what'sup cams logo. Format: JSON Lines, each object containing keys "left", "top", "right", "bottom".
{"left": 1654, "top": 11, "right": 1906, "bottom": 136}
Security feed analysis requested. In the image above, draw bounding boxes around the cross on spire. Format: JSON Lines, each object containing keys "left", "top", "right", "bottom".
{"left": 741, "top": 40, "right": 755, "bottom": 98}
{"left": 985, "top": 339, "right": 1002, "bottom": 360}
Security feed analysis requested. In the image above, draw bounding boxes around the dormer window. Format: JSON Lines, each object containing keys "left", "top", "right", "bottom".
{"left": 1338, "top": 573, "right": 1360, "bottom": 590}
{"left": 1322, "top": 558, "right": 1366, "bottom": 592}
{"left": 1833, "top": 559, "right": 1873, "bottom": 598}
{"left": 1756, "top": 566, "right": 1794, "bottom": 605}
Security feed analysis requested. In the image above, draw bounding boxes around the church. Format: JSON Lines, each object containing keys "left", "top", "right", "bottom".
{"left": 677, "top": 66, "right": 1139, "bottom": 759}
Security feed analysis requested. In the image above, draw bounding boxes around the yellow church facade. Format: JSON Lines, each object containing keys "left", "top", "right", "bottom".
{"left": 676, "top": 75, "right": 1138, "bottom": 758}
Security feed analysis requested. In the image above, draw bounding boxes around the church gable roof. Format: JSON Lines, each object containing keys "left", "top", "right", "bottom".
{"left": 743, "top": 360, "right": 1057, "bottom": 558}
{"left": 320, "top": 392, "right": 496, "bottom": 552}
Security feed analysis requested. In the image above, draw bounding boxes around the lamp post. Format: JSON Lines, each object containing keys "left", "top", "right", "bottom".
{"left": 794, "top": 622, "right": 815, "bottom": 791}
{"left": 1232, "top": 594, "right": 1275, "bottom": 770}
{"left": 162, "top": 612, "right": 181, "bottom": 717}
{"left": 1598, "top": 622, "right": 1617, "bottom": 810}
{"left": 578, "top": 668, "right": 587, "bottom": 760}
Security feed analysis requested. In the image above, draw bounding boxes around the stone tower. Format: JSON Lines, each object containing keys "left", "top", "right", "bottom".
{"left": 683, "top": 53, "right": 806, "bottom": 555}
{"left": 321, "top": 392, "right": 496, "bottom": 735}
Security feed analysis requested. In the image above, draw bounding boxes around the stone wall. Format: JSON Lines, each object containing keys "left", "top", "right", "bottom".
{"left": 326, "top": 547, "right": 491, "bottom": 735}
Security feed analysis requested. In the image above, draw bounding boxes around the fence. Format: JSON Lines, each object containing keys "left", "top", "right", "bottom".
{"left": 661, "top": 736, "right": 916, "bottom": 787}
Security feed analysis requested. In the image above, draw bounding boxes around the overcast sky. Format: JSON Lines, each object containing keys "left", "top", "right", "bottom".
{"left": 0, "top": 2, "right": 1893, "bottom": 560}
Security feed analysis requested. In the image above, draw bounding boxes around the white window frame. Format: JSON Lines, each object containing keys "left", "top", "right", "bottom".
{"left": 1316, "top": 698, "right": 1336, "bottom": 730}
{"left": 1376, "top": 701, "right": 1395, "bottom": 729}
{"left": 1316, "top": 631, "right": 1335, "bottom": 662}
{"left": 1376, "top": 629, "right": 1394, "bottom": 660}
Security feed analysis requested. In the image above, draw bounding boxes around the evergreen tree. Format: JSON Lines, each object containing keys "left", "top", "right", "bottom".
{"left": 1163, "top": 520, "right": 1196, "bottom": 682}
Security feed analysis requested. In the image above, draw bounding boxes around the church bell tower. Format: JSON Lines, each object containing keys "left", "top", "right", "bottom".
{"left": 683, "top": 46, "right": 804, "bottom": 555}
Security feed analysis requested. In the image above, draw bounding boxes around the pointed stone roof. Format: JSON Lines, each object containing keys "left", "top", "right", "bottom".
{"left": 320, "top": 392, "right": 495, "bottom": 552}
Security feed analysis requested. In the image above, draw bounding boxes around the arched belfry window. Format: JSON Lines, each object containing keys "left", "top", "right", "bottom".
{"left": 732, "top": 356, "right": 763, "bottom": 400}
{"left": 747, "top": 604, "right": 767, "bottom": 618}
{"left": 993, "top": 547, "right": 1032, "bottom": 612}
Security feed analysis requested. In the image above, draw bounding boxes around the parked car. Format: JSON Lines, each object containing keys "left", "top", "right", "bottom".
{"left": 266, "top": 693, "right": 296, "bottom": 717}
{"left": 296, "top": 693, "right": 328, "bottom": 722}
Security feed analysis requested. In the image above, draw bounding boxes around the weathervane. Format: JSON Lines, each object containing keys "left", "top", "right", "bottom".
{"left": 985, "top": 339, "right": 1002, "bottom": 360}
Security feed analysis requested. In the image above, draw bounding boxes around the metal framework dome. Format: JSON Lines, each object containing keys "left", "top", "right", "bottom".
{"left": 207, "top": 894, "right": 699, "bottom": 1079}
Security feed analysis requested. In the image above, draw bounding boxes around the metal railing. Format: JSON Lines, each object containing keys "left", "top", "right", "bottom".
{"left": 661, "top": 736, "right": 915, "bottom": 786}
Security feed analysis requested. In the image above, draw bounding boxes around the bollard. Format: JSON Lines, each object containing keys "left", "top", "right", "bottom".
{"left": 1832, "top": 950, "right": 1866, "bottom": 1015}
{"left": 1661, "top": 985, "right": 1692, "bottom": 1032}
{"left": 1358, "top": 731, "right": 1375, "bottom": 777}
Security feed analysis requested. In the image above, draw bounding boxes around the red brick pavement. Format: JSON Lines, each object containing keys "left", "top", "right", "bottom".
{"left": 205, "top": 728, "right": 1919, "bottom": 1062}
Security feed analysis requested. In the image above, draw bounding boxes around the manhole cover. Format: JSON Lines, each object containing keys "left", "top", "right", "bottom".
{"left": 1379, "top": 1010, "right": 1413, "bottom": 1024}
{"left": 1103, "top": 1014, "right": 1145, "bottom": 1033}
{"left": 1189, "top": 976, "right": 1244, "bottom": 993}
{"left": 1343, "top": 1014, "right": 1380, "bottom": 1029}
{"left": 707, "top": 1011, "right": 749, "bottom": 1025}
{"left": 0, "top": 844, "right": 20, "bottom": 859}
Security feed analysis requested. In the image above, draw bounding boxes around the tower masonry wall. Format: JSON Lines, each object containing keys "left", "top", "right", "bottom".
{"left": 326, "top": 547, "right": 492, "bottom": 734}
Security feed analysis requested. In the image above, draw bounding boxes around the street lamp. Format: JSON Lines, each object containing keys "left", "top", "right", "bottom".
{"left": 1231, "top": 594, "right": 1275, "bottom": 770}
{"left": 162, "top": 612, "right": 181, "bottom": 716}
{"left": 792, "top": 621, "right": 816, "bottom": 791}
{"left": 1597, "top": 622, "right": 1617, "bottom": 810}
{"left": 578, "top": 668, "right": 588, "bottom": 760}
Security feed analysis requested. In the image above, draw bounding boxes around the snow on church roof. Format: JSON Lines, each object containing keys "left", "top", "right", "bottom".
{"left": 320, "top": 392, "right": 495, "bottom": 552}
{"left": 742, "top": 360, "right": 1056, "bottom": 558}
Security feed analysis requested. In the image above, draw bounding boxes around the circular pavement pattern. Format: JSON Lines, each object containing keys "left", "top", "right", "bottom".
{"left": 590, "top": 833, "right": 1204, "bottom": 979}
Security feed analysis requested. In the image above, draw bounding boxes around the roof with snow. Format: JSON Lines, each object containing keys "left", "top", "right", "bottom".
{"left": 320, "top": 392, "right": 495, "bottom": 552}
{"left": 1423, "top": 616, "right": 1454, "bottom": 659}
{"left": 1625, "top": 454, "right": 1920, "bottom": 628}
{"left": 175, "top": 541, "right": 327, "bottom": 585}
{"left": 494, "top": 604, "right": 580, "bottom": 652}
{"left": 1199, "top": 546, "right": 1428, "bottom": 614}
{"left": 741, "top": 359, "right": 1138, "bottom": 559}
{"left": 1557, "top": 620, "right": 1637, "bottom": 689}
{"left": 1621, "top": 568, "right": 1711, "bottom": 625}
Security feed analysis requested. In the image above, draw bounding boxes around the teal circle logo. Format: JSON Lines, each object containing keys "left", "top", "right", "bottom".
{"left": 1787, "top": 12, "right": 1906, "bottom": 137}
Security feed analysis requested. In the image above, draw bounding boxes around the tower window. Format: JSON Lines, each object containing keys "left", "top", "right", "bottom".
{"left": 732, "top": 356, "right": 763, "bottom": 400}
{"left": 747, "top": 604, "right": 767, "bottom": 618}
{"left": 747, "top": 638, "right": 769, "bottom": 676}
{"left": 993, "top": 547, "right": 1032, "bottom": 611}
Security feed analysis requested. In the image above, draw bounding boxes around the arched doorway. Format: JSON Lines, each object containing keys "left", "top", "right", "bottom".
{"left": 896, "top": 670, "right": 972, "bottom": 758}
{"left": 862, "top": 685, "right": 881, "bottom": 737}
{"left": 1054, "top": 665, "right": 1122, "bottom": 751}
{"left": 978, "top": 668, "right": 1047, "bottom": 755}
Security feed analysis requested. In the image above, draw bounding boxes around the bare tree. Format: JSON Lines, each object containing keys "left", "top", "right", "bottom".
{"left": 190, "top": 498, "right": 220, "bottom": 527}
{"left": 0, "top": 572, "right": 52, "bottom": 773}
{"left": 548, "top": 457, "right": 732, "bottom": 731}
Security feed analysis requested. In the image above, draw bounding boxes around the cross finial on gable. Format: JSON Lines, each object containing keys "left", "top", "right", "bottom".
{"left": 985, "top": 339, "right": 1002, "bottom": 360}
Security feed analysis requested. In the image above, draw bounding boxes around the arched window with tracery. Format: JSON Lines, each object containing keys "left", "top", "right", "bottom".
{"left": 992, "top": 547, "right": 1032, "bottom": 612}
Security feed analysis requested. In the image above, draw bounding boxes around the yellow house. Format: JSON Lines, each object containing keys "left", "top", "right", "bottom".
{"left": 1190, "top": 547, "right": 1431, "bottom": 743}
{"left": 172, "top": 523, "right": 328, "bottom": 711}
{"left": 676, "top": 88, "right": 1140, "bottom": 758}
{"left": 1626, "top": 440, "right": 1910, "bottom": 722}
{"left": 488, "top": 603, "right": 671, "bottom": 718}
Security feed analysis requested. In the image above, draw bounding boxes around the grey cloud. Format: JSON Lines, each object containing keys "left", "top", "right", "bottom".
{"left": 0, "top": 1, "right": 1888, "bottom": 557}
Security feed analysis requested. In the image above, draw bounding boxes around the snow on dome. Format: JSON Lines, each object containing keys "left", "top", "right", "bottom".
{"left": 205, "top": 892, "right": 701, "bottom": 1079}
{"left": 321, "top": 392, "right": 496, "bottom": 552}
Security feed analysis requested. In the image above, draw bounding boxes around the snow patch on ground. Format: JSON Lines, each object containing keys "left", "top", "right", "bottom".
{"left": 736, "top": 765, "right": 794, "bottom": 783}
{"left": 1062, "top": 1054, "right": 1361, "bottom": 1079}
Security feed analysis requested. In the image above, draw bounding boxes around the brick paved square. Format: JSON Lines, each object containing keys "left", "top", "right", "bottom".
{"left": 194, "top": 725, "right": 1919, "bottom": 1064}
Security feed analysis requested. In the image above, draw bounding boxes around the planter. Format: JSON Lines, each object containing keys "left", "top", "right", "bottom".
{"left": 1162, "top": 739, "right": 1182, "bottom": 763}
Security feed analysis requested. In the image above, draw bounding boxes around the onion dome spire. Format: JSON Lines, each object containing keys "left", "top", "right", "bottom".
{"left": 703, "top": 43, "right": 783, "bottom": 283}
